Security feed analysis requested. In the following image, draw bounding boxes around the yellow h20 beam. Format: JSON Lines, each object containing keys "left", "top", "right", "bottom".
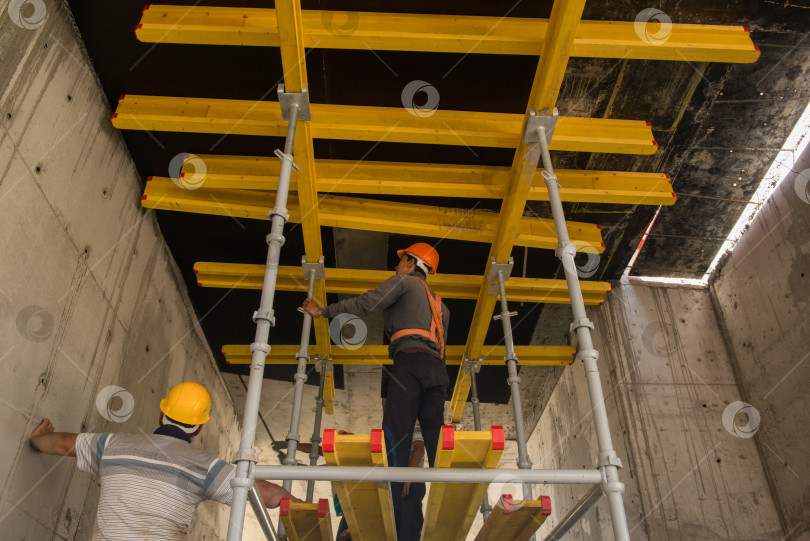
{"left": 142, "top": 178, "right": 606, "bottom": 253}
{"left": 113, "top": 96, "right": 658, "bottom": 155}
{"left": 451, "top": 0, "right": 587, "bottom": 422}
{"left": 181, "top": 154, "right": 677, "bottom": 206}
{"left": 193, "top": 262, "right": 612, "bottom": 305}
{"left": 136, "top": 6, "right": 759, "bottom": 64}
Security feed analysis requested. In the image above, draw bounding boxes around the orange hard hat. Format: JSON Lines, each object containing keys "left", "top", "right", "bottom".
{"left": 160, "top": 382, "right": 211, "bottom": 425}
{"left": 397, "top": 243, "right": 439, "bottom": 274}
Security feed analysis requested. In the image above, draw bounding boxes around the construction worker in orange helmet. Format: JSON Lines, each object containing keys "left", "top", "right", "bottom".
{"left": 302, "top": 241, "right": 448, "bottom": 540}
{"left": 29, "top": 382, "right": 298, "bottom": 540}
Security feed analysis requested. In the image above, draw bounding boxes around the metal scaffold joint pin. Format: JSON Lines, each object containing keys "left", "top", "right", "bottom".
{"left": 250, "top": 342, "right": 271, "bottom": 355}
{"left": 555, "top": 240, "right": 577, "bottom": 261}
{"left": 252, "top": 307, "right": 275, "bottom": 327}
{"left": 598, "top": 450, "right": 623, "bottom": 469}
{"left": 273, "top": 149, "right": 300, "bottom": 172}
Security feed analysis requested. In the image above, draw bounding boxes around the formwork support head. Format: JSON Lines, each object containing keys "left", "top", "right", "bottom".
{"left": 278, "top": 84, "right": 312, "bottom": 122}
{"left": 522, "top": 107, "right": 559, "bottom": 144}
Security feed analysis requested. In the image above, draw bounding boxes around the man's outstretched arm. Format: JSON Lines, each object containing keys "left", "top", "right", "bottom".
{"left": 29, "top": 419, "right": 78, "bottom": 457}
{"left": 255, "top": 480, "right": 300, "bottom": 508}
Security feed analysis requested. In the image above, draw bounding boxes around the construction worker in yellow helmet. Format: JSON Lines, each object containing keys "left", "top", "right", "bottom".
{"left": 29, "top": 382, "right": 297, "bottom": 540}
{"left": 302, "top": 241, "right": 448, "bottom": 541}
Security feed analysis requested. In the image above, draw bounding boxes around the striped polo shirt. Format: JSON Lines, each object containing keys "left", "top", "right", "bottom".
{"left": 75, "top": 427, "right": 235, "bottom": 540}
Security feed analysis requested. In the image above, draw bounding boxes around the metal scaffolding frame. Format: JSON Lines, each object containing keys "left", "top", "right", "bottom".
{"left": 113, "top": 2, "right": 759, "bottom": 539}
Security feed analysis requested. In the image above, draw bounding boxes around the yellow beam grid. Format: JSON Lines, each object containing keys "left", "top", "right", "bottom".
{"left": 112, "top": 96, "right": 658, "bottom": 155}
{"left": 142, "top": 177, "right": 605, "bottom": 253}
{"left": 135, "top": 6, "right": 760, "bottom": 64}
{"left": 192, "top": 263, "right": 611, "bottom": 305}
{"left": 322, "top": 430, "right": 397, "bottom": 541}
{"left": 221, "top": 344, "right": 575, "bottom": 366}
{"left": 451, "top": 0, "right": 586, "bottom": 422}
{"left": 179, "top": 154, "right": 677, "bottom": 206}
{"left": 278, "top": 498, "right": 333, "bottom": 541}
{"left": 475, "top": 495, "right": 552, "bottom": 541}
{"left": 274, "top": 0, "right": 335, "bottom": 412}
{"left": 423, "top": 426, "right": 505, "bottom": 541}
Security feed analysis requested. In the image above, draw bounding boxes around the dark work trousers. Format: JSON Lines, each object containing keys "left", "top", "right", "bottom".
{"left": 382, "top": 351, "right": 448, "bottom": 538}
{"left": 398, "top": 481, "right": 426, "bottom": 541}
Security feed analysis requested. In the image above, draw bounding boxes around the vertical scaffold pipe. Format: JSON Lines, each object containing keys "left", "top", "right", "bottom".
{"left": 305, "top": 367, "right": 327, "bottom": 502}
{"left": 495, "top": 270, "right": 533, "bottom": 501}
{"left": 470, "top": 368, "right": 492, "bottom": 522}
{"left": 226, "top": 103, "right": 300, "bottom": 541}
{"left": 537, "top": 126, "right": 629, "bottom": 541}
{"left": 283, "top": 268, "right": 318, "bottom": 493}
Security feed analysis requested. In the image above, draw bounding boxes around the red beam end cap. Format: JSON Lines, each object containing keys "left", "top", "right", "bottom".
{"left": 322, "top": 429, "right": 336, "bottom": 453}
{"left": 279, "top": 497, "right": 291, "bottom": 517}
{"left": 491, "top": 426, "right": 505, "bottom": 451}
{"left": 441, "top": 425, "right": 455, "bottom": 450}
{"left": 502, "top": 494, "right": 514, "bottom": 515}
{"left": 541, "top": 495, "right": 552, "bottom": 515}
{"left": 370, "top": 429, "right": 384, "bottom": 453}
{"left": 317, "top": 498, "right": 329, "bottom": 518}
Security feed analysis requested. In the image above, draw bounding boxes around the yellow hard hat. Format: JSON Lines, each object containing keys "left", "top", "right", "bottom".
{"left": 160, "top": 382, "right": 211, "bottom": 425}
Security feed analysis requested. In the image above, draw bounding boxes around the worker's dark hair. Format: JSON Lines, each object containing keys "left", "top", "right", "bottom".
{"left": 166, "top": 415, "right": 198, "bottom": 429}
{"left": 406, "top": 254, "right": 427, "bottom": 276}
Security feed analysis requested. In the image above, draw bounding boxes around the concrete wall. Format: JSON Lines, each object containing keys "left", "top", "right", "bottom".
{"left": 527, "top": 284, "right": 782, "bottom": 540}
{"left": 711, "top": 143, "right": 810, "bottom": 539}
{"left": 0, "top": 2, "right": 240, "bottom": 539}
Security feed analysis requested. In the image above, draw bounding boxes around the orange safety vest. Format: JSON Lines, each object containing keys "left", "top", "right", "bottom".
{"left": 390, "top": 276, "right": 445, "bottom": 359}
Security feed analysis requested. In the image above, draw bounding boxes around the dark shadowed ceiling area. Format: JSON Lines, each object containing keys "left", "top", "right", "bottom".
{"left": 65, "top": 0, "right": 810, "bottom": 402}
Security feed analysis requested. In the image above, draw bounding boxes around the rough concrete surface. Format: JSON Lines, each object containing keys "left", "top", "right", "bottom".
{"left": 712, "top": 140, "right": 810, "bottom": 540}
{"left": 0, "top": 2, "right": 241, "bottom": 539}
{"left": 529, "top": 284, "right": 782, "bottom": 540}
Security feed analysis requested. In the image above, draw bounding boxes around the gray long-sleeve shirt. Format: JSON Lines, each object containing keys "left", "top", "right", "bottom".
{"left": 321, "top": 272, "right": 449, "bottom": 360}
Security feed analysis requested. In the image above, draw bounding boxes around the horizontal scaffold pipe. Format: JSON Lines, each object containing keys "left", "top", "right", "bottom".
{"left": 253, "top": 465, "right": 604, "bottom": 485}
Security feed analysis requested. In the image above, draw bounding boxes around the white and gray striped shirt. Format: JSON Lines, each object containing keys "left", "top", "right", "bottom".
{"left": 75, "top": 429, "right": 235, "bottom": 540}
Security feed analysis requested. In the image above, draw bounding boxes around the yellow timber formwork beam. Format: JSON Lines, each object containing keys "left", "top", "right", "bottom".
{"left": 112, "top": 96, "right": 658, "bottom": 155}
{"left": 193, "top": 263, "right": 612, "bottom": 305}
{"left": 451, "top": 0, "right": 587, "bottom": 422}
{"left": 275, "top": 0, "right": 334, "bottom": 413}
{"left": 278, "top": 498, "right": 333, "bottom": 541}
{"left": 423, "top": 426, "right": 505, "bottom": 541}
{"left": 142, "top": 178, "right": 606, "bottom": 253}
{"left": 136, "top": 6, "right": 760, "bottom": 64}
{"left": 181, "top": 154, "right": 677, "bottom": 206}
{"left": 222, "top": 345, "right": 576, "bottom": 366}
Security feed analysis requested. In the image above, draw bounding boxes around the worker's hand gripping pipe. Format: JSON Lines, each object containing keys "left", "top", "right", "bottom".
{"left": 283, "top": 268, "right": 318, "bottom": 493}
{"left": 537, "top": 126, "right": 630, "bottom": 541}
{"left": 226, "top": 102, "right": 301, "bottom": 541}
